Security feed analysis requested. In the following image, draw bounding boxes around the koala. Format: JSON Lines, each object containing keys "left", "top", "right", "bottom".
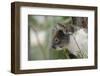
{"left": 51, "top": 23, "right": 74, "bottom": 49}
{"left": 51, "top": 23, "right": 88, "bottom": 58}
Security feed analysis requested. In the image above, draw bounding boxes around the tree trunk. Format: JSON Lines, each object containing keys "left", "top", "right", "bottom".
{"left": 72, "top": 17, "right": 88, "bottom": 28}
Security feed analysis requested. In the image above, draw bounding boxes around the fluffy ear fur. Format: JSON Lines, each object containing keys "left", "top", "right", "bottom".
{"left": 55, "top": 23, "right": 65, "bottom": 30}
{"left": 54, "top": 23, "right": 77, "bottom": 35}
{"left": 55, "top": 23, "right": 67, "bottom": 34}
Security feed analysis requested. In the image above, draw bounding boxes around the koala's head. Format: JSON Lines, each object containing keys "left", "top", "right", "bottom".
{"left": 51, "top": 23, "right": 75, "bottom": 50}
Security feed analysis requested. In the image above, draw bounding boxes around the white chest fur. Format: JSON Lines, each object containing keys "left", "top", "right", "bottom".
{"left": 67, "top": 28, "right": 88, "bottom": 58}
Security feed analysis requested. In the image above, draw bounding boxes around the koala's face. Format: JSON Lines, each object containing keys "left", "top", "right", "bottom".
{"left": 51, "top": 23, "right": 74, "bottom": 49}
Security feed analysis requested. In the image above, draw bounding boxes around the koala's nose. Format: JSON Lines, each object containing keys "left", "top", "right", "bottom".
{"left": 52, "top": 45, "right": 55, "bottom": 48}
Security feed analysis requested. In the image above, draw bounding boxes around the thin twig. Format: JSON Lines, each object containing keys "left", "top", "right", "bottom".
{"left": 31, "top": 25, "right": 47, "bottom": 59}
{"left": 72, "top": 35, "right": 84, "bottom": 58}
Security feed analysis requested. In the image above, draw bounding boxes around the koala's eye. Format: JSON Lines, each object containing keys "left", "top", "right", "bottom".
{"left": 66, "top": 29, "right": 68, "bottom": 32}
{"left": 55, "top": 38, "right": 59, "bottom": 43}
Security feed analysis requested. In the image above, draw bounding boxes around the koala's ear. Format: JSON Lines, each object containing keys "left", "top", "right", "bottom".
{"left": 56, "top": 23, "right": 65, "bottom": 29}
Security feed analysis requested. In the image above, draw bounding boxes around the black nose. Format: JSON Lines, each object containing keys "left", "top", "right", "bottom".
{"left": 52, "top": 45, "right": 56, "bottom": 49}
